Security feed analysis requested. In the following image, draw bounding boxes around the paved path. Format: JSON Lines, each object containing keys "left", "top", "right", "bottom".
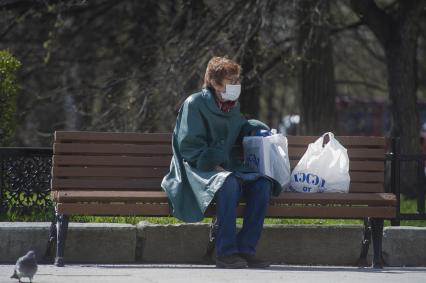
{"left": 1, "top": 264, "right": 426, "bottom": 283}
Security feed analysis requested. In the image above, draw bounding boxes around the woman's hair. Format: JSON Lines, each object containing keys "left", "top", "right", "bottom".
{"left": 203, "top": 56, "right": 241, "bottom": 88}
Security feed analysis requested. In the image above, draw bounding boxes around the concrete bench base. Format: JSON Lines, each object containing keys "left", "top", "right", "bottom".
{"left": 1, "top": 222, "right": 425, "bottom": 266}
{"left": 0, "top": 222, "right": 136, "bottom": 264}
{"left": 383, "top": 227, "right": 426, "bottom": 266}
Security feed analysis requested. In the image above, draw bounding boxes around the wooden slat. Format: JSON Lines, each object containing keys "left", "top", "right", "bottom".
{"left": 51, "top": 178, "right": 163, "bottom": 190}
{"left": 54, "top": 143, "right": 172, "bottom": 155}
{"left": 55, "top": 191, "right": 168, "bottom": 202}
{"left": 270, "top": 193, "right": 396, "bottom": 206}
{"left": 344, "top": 160, "right": 385, "bottom": 172}
{"left": 288, "top": 147, "right": 384, "bottom": 160}
{"left": 53, "top": 155, "right": 172, "bottom": 167}
{"left": 51, "top": 179, "right": 384, "bottom": 193}
{"left": 55, "top": 132, "right": 385, "bottom": 147}
{"left": 57, "top": 203, "right": 171, "bottom": 216}
{"left": 52, "top": 169, "right": 383, "bottom": 184}
{"left": 204, "top": 205, "right": 396, "bottom": 218}
{"left": 264, "top": 206, "right": 396, "bottom": 218}
{"left": 54, "top": 190, "right": 395, "bottom": 207}
{"left": 287, "top": 136, "right": 386, "bottom": 147}
{"left": 55, "top": 131, "right": 172, "bottom": 143}
{"left": 57, "top": 203, "right": 395, "bottom": 218}
{"left": 285, "top": 172, "right": 384, "bottom": 187}
{"left": 279, "top": 172, "right": 384, "bottom": 183}
{"left": 348, "top": 182, "right": 384, "bottom": 193}
{"left": 289, "top": 160, "right": 384, "bottom": 172}
{"left": 51, "top": 176, "right": 384, "bottom": 194}
{"left": 349, "top": 172, "right": 384, "bottom": 183}
{"left": 52, "top": 167, "right": 168, "bottom": 178}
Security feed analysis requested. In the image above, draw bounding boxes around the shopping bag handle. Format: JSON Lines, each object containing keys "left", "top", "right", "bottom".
{"left": 320, "top": 132, "right": 334, "bottom": 147}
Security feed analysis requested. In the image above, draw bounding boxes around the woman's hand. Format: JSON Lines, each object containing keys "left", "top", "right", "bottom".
{"left": 215, "top": 165, "right": 225, "bottom": 172}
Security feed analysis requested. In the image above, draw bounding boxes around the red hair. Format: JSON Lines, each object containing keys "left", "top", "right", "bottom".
{"left": 203, "top": 56, "right": 241, "bottom": 88}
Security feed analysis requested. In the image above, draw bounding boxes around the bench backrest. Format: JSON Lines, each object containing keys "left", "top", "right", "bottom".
{"left": 51, "top": 131, "right": 386, "bottom": 194}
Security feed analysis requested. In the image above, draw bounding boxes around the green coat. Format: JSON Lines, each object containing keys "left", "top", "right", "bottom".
{"left": 161, "top": 88, "right": 282, "bottom": 222}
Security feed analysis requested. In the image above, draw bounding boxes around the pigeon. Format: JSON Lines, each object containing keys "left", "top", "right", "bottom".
{"left": 11, "top": 250, "right": 38, "bottom": 283}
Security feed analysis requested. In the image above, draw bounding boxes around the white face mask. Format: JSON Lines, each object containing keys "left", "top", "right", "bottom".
{"left": 220, "top": 84, "right": 241, "bottom": 101}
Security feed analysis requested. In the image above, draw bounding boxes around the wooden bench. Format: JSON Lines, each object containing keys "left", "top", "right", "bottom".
{"left": 50, "top": 131, "right": 397, "bottom": 267}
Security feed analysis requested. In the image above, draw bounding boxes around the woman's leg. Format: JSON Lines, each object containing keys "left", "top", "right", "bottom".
{"left": 237, "top": 177, "right": 271, "bottom": 255}
{"left": 215, "top": 175, "right": 242, "bottom": 257}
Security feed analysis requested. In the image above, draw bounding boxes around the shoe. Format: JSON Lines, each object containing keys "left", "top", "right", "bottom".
{"left": 216, "top": 254, "right": 248, "bottom": 269}
{"left": 239, "top": 253, "right": 270, "bottom": 268}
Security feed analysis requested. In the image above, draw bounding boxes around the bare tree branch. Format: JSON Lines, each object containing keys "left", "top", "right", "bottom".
{"left": 349, "top": 0, "right": 392, "bottom": 46}
{"left": 335, "top": 79, "right": 387, "bottom": 92}
{"left": 0, "top": 7, "right": 33, "bottom": 39}
{"left": 329, "top": 20, "right": 363, "bottom": 36}
{"left": 354, "top": 28, "right": 385, "bottom": 63}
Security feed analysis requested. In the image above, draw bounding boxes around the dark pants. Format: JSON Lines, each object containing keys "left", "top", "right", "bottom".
{"left": 215, "top": 174, "right": 271, "bottom": 257}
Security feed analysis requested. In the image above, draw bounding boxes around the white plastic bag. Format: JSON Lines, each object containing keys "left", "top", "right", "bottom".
{"left": 290, "top": 132, "right": 350, "bottom": 193}
{"left": 243, "top": 133, "right": 291, "bottom": 190}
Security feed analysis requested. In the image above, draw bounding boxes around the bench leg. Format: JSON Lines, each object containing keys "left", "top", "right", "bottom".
{"left": 371, "top": 218, "right": 384, "bottom": 268}
{"left": 54, "top": 213, "right": 69, "bottom": 267}
{"left": 203, "top": 216, "right": 218, "bottom": 263}
{"left": 43, "top": 214, "right": 57, "bottom": 263}
{"left": 358, "top": 218, "right": 371, "bottom": 267}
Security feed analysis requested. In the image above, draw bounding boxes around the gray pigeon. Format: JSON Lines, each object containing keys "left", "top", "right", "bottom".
{"left": 11, "top": 250, "right": 38, "bottom": 283}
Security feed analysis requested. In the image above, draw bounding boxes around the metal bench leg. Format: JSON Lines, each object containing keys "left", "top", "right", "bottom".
{"left": 203, "top": 216, "right": 218, "bottom": 264}
{"left": 358, "top": 218, "right": 372, "bottom": 266}
{"left": 43, "top": 214, "right": 57, "bottom": 263}
{"left": 54, "top": 213, "right": 69, "bottom": 267}
{"left": 371, "top": 218, "right": 384, "bottom": 268}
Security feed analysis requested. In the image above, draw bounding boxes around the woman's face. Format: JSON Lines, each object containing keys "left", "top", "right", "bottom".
{"left": 211, "top": 75, "right": 241, "bottom": 102}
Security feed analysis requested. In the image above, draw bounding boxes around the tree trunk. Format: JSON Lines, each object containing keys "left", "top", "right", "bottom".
{"left": 63, "top": 64, "right": 80, "bottom": 131}
{"left": 350, "top": 0, "right": 423, "bottom": 197}
{"left": 385, "top": 17, "right": 420, "bottom": 197}
{"left": 297, "top": 0, "right": 337, "bottom": 135}
{"left": 240, "top": 34, "right": 262, "bottom": 119}
{"left": 236, "top": 0, "right": 264, "bottom": 120}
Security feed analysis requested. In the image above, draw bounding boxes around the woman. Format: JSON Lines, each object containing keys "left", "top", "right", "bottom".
{"left": 161, "top": 56, "right": 282, "bottom": 269}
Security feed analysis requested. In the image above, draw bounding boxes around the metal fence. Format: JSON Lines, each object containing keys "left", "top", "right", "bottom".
{"left": 0, "top": 147, "right": 53, "bottom": 215}
{"left": 388, "top": 138, "right": 426, "bottom": 224}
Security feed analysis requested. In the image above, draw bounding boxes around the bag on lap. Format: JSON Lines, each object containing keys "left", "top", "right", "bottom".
{"left": 243, "top": 132, "right": 291, "bottom": 190}
{"left": 289, "top": 132, "right": 350, "bottom": 193}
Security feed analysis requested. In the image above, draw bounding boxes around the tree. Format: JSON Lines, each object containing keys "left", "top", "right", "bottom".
{"left": 0, "top": 50, "right": 21, "bottom": 146}
{"left": 350, "top": 0, "right": 426, "bottom": 196}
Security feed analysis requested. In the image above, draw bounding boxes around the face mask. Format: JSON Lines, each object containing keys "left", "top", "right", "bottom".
{"left": 220, "top": 84, "right": 241, "bottom": 101}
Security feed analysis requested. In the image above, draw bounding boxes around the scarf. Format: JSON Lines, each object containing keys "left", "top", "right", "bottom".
{"left": 210, "top": 88, "right": 237, "bottom": 113}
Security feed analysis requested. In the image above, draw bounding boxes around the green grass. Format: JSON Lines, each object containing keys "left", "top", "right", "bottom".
{"left": 1, "top": 195, "right": 425, "bottom": 227}
{"left": 0, "top": 208, "right": 54, "bottom": 222}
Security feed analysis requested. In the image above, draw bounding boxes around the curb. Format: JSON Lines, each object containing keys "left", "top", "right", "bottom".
{"left": 0, "top": 222, "right": 425, "bottom": 266}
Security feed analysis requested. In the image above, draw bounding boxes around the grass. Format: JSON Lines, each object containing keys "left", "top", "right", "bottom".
{"left": 1, "top": 195, "right": 425, "bottom": 227}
